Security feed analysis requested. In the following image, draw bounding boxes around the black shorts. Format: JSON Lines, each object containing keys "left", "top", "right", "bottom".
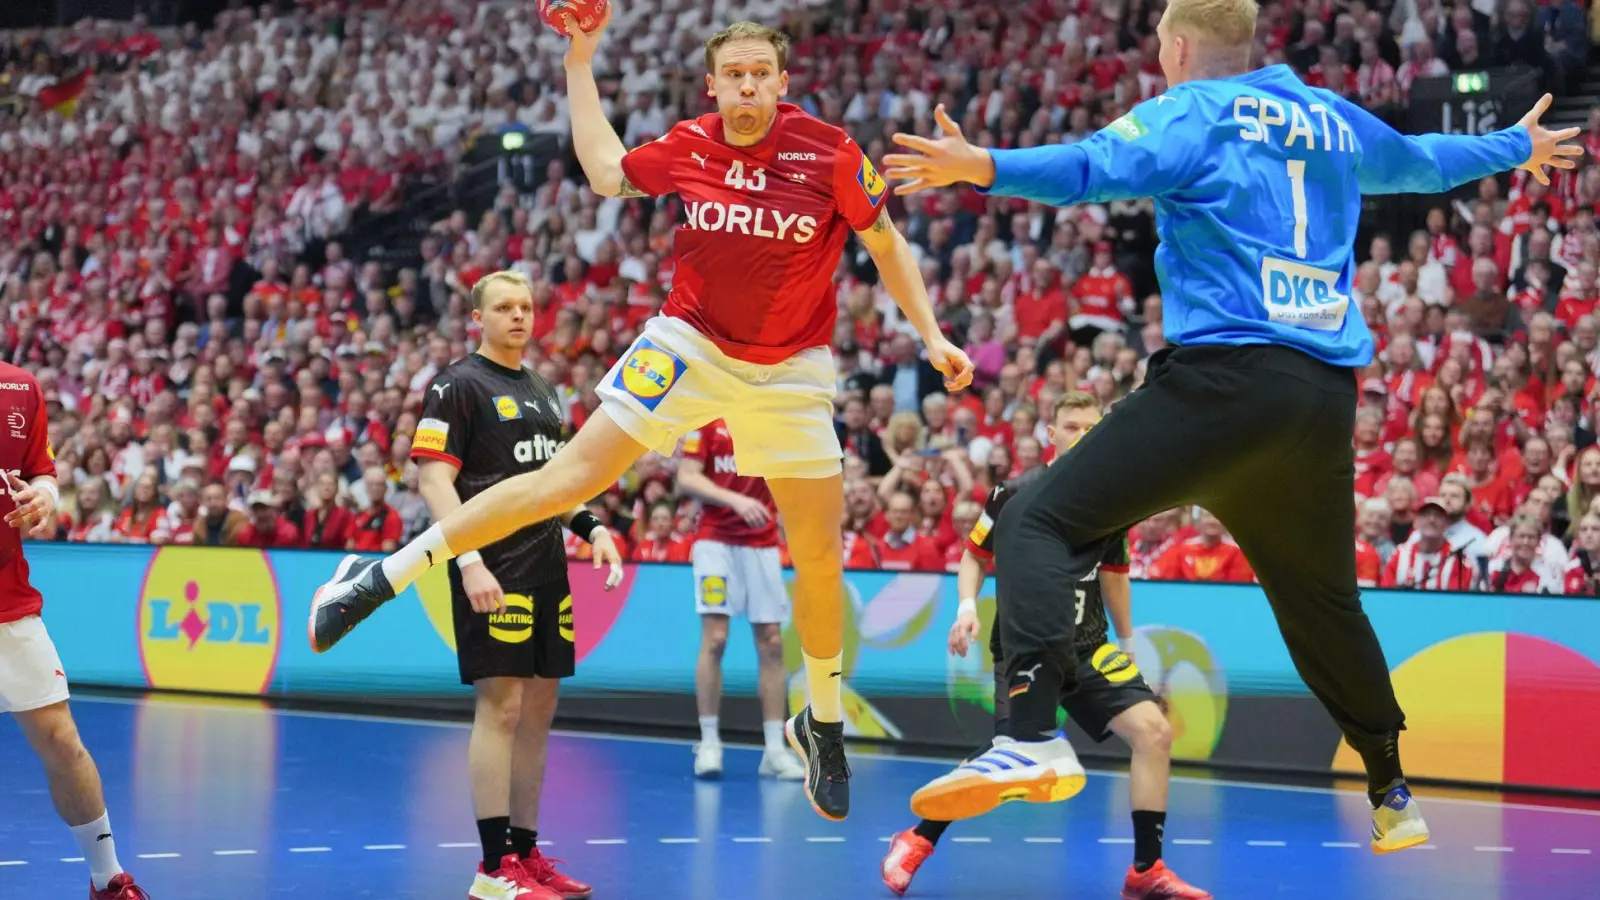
{"left": 991, "top": 642, "right": 1156, "bottom": 743}
{"left": 450, "top": 570, "right": 575, "bottom": 685}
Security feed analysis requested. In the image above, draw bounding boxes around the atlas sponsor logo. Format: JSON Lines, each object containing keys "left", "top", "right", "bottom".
{"left": 514, "top": 435, "right": 567, "bottom": 463}
{"left": 683, "top": 201, "right": 817, "bottom": 243}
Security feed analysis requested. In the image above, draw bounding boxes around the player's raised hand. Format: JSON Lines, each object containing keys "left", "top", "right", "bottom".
{"left": 561, "top": 5, "right": 612, "bottom": 69}
{"left": 591, "top": 530, "right": 625, "bottom": 590}
{"left": 461, "top": 557, "right": 507, "bottom": 614}
{"left": 884, "top": 104, "right": 996, "bottom": 196}
{"left": 3, "top": 471, "right": 54, "bottom": 536}
{"left": 1516, "top": 93, "right": 1586, "bottom": 186}
{"left": 926, "top": 336, "right": 975, "bottom": 392}
{"left": 948, "top": 607, "right": 981, "bottom": 657}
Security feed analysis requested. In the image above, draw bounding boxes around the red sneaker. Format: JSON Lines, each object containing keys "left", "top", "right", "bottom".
{"left": 469, "top": 854, "right": 561, "bottom": 900}
{"left": 1120, "top": 860, "right": 1212, "bottom": 900}
{"left": 880, "top": 830, "right": 935, "bottom": 897}
{"left": 90, "top": 874, "right": 151, "bottom": 900}
{"left": 520, "top": 847, "right": 593, "bottom": 899}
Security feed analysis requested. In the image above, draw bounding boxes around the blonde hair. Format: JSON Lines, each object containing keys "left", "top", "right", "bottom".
{"left": 1049, "top": 390, "right": 1102, "bottom": 424}
{"left": 1164, "top": 0, "right": 1260, "bottom": 47}
{"left": 470, "top": 270, "right": 532, "bottom": 311}
{"left": 704, "top": 20, "right": 789, "bottom": 72}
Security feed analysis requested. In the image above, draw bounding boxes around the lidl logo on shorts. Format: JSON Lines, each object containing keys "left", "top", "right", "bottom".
{"left": 1091, "top": 643, "right": 1141, "bottom": 684}
{"left": 138, "top": 547, "right": 281, "bottom": 695}
{"left": 1107, "top": 112, "right": 1148, "bottom": 142}
{"left": 493, "top": 396, "right": 522, "bottom": 421}
{"left": 615, "top": 338, "right": 687, "bottom": 411}
{"left": 558, "top": 594, "right": 574, "bottom": 643}
{"left": 414, "top": 417, "right": 449, "bottom": 454}
{"left": 488, "top": 593, "right": 534, "bottom": 643}
{"left": 857, "top": 154, "right": 886, "bottom": 202}
{"left": 700, "top": 575, "right": 728, "bottom": 607}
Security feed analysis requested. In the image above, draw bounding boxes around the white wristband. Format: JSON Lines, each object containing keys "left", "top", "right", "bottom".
{"left": 456, "top": 550, "right": 483, "bottom": 568}
{"left": 34, "top": 479, "right": 58, "bottom": 508}
{"left": 958, "top": 597, "right": 977, "bottom": 617}
{"left": 1117, "top": 635, "right": 1134, "bottom": 653}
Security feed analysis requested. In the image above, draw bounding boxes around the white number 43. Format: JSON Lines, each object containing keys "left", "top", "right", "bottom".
{"left": 724, "top": 160, "right": 766, "bottom": 192}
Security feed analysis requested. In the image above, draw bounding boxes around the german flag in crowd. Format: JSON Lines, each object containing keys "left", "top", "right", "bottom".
{"left": 36, "top": 69, "right": 90, "bottom": 117}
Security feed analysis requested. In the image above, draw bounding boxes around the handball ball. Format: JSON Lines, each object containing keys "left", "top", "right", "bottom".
{"left": 539, "top": 0, "right": 609, "bottom": 36}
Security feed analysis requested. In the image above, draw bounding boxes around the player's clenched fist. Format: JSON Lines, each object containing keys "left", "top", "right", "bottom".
{"left": 461, "top": 558, "right": 507, "bottom": 614}
{"left": 926, "top": 336, "right": 975, "bottom": 392}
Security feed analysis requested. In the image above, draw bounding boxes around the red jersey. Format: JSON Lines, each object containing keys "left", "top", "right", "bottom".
{"left": 0, "top": 364, "right": 56, "bottom": 624}
{"left": 348, "top": 503, "right": 402, "bottom": 552}
{"left": 632, "top": 534, "right": 693, "bottom": 563}
{"left": 680, "top": 420, "right": 778, "bottom": 547}
{"left": 1356, "top": 538, "right": 1382, "bottom": 588}
{"left": 234, "top": 517, "right": 301, "bottom": 549}
{"left": 1149, "top": 538, "right": 1255, "bottom": 583}
{"left": 619, "top": 104, "right": 887, "bottom": 364}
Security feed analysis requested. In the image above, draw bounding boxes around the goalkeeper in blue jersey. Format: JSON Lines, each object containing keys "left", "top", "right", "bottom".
{"left": 883, "top": 0, "right": 1582, "bottom": 856}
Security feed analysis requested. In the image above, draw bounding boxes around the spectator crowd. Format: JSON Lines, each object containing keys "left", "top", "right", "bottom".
{"left": 3, "top": 0, "right": 1600, "bottom": 596}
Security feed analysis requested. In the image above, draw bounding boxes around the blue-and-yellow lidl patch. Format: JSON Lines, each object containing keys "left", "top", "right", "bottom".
{"left": 493, "top": 395, "right": 522, "bottom": 421}
{"left": 700, "top": 575, "right": 728, "bottom": 607}
{"left": 614, "top": 338, "right": 688, "bottom": 411}
{"left": 857, "top": 154, "right": 886, "bottom": 202}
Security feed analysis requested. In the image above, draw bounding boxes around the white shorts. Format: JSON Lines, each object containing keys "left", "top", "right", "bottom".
{"left": 597, "top": 316, "right": 843, "bottom": 480}
{"left": 692, "top": 540, "right": 789, "bottom": 624}
{"left": 0, "top": 615, "right": 70, "bottom": 714}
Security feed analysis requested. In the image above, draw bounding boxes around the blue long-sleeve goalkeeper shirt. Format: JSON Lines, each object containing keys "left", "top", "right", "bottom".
{"left": 982, "top": 64, "right": 1531, "bottom": 368}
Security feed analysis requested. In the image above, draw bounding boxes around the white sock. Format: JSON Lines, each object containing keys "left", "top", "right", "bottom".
{"left": 380, "top": 523, "right": 453, "bottom": 593}
{"left": 69, "top": 811, "right": 122, "bottom": 891}
{"left": 802, "top": 652, "right": 844, "bottom": 723}
{"left": 762, "top": 720, "right": 786, "bottom": 755}
{"left": 698, "top": 716, "right": 719, "bottom": 745}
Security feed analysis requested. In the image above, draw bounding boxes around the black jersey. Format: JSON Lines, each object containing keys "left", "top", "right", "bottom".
{"left": 412, "top": 353, "right": 569, "bottom": 588}
{"left": 967, "top": 466, "right": 1130, "bottom": 652}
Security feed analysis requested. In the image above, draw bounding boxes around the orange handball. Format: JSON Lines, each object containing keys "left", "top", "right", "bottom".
{"left": 538, "top": 0, "right": 609, "bottom": 36}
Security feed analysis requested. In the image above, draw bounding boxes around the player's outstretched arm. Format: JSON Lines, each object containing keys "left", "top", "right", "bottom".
{"left": 884, "top": 100, "right": 1201, "bottom": 208}
{"left": 853, "top": 208, "right": 974, "bottom": 391}
{"left": 1340, "top": 93, "right": 1584, "bottom": 195}
{"left": 560, "top": 9, "right": 640, "bottom": 198}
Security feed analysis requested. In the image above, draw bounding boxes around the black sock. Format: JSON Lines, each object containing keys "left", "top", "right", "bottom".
{"left": 508, "top": 827, "right": 537, "bottom": 860}
{"left": 1356, "top": 732, "right": 1405, "bottom": 809}
{"left": 478, "top": 816, "right": 511, "bottom": 872}
{"left": 1132, "top": 810, "right": 1166, "bottom": 872}
{"left": 1005, "top": 655, "right": 1067, "bottom": 739}
{"left": 912, "top": 819, "right": 951, "bottom": 845}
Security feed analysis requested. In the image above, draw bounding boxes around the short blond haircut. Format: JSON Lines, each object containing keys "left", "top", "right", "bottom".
{"left": 704, "top": 20, "right": 789, "bottom": 72}
{"left": 1049, "top": 390, "right": 1102, "bottom": 424}
{"left": 470, "top": 270, "right": 532, "bottom": 311}
{"left": 1164, "top": 0, "right": 1260, "bottom": 47}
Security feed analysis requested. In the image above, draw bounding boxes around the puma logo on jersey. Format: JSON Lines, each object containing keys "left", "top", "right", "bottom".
{"left": 683, "top": 201, "right": 818, "bottom": 243}
{"left": 431, "top": 383, "right": 449, "bottom": 398}
{"left": 515, "top": 435, "right": 566, "bottom": 463}
{"left": 777, "top": 151, "right": 817, "bottom": 161}
{"left": 690, "top": 151, "right": 708, "bottom": 168}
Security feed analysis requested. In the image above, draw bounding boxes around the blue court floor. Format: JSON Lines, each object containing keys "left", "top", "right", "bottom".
{"left": 2, "top": 696, "right": 1598, "bottom": 899}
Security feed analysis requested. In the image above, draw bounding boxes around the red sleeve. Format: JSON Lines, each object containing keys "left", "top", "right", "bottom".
{"left": 916, "top": 539, "right": 944, "bottom": 572}
{"left": 1226, "top": 547, "right": 1256, "bottom": 583}
{"left": 1380, "top": 551, "right": 1399, "bottom": 588}
{"left": 830, "top": 133, "right": 888, "bottom": 232}
{"left": 1150, "top": 543, "right": 1183, "bottom": 581}
{"left": 680, "top": 428, "right": 709, "bottom": 465}
{"left": 21, "top": 384, "right": 54, "bottom": 481}
{"left": 619, "top": 126, "right": 684, "bottom": 197}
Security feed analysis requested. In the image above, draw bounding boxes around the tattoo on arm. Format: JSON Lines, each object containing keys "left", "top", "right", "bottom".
{"left": 870, "top": 209, "right": 891, "bottom": 233}
{"left": 616, "top": 176, "right": 646, "bottom": 199}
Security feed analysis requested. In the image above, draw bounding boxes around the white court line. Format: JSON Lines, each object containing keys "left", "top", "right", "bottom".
{"left": 61, "top": 857, "right": 84, "bottom": 863}
{"left": 659, "top": 838, "right": 699, "bottom": 844}
{"left": 878, "top": 836, "right": 893, "bottom": 843}
{"left": 1473, "top": 846, "right": 1514, "bottom": 853}
{"left": 950, "top": 837, "right": 991, "bottom": 844}
{"left": 363, "top": 845, "right": 405, "bottom": 851}
{"left": 1322, "top": 842, "right": 1361, "bottom": 848}
{"left": 438, "top": 843, "right": 478, "bottom": 849}
{"left": 72, "top": 695, "right": 1600, "bottom": 818}
{"left": 289, "top": 847, "right": 331, "bottom": 853}
{"left": 805, "top": 837, "right": 846, "bottom": 843}
{"left": 1247, "top": 841, "right": 1287, "bottom": 847}
{"left": 136, "top": 853, "right": 180, "bottom": 859}
{"left": 1172, "top": 839, "right": 1213, "bottom": 846}
{"left": 1552, "top": 848, "right": 1592, "bottom": 855}
{"left": 732, "top": 837, "right": 770, "bottom": 844}
{"left": 585, "top": 839, "right": 626, "bottom": 845}
{"left": 212, "top": 850, "right": 257, "bottom": 856}
{"left": 1416, "top": 845, "right": 1439, "bottom": 851}
{"left": 0, "top": 861, "right": 26, "bottom": 867}
{"left": 1098, "top": 838, "right": 1135, "bottom": 844}
{"left": 1024, "top": 837, "right": 1064, "bottom": 844}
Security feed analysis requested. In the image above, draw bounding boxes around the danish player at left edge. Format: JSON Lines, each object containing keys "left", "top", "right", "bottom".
{"left": 0, "top": 361, "right": 153, "bottom": 899}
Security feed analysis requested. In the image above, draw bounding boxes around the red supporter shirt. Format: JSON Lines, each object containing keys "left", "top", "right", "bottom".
{"left": 303, "top": 505, "right": 356, "bottom": 551}
{"left": 235, "top": 517, "right": 301, "bottom": 549}
{"left": 632, "top": 534, "right": 693, "bottom": 563}
{"left": 0, "top": 364, "right": 56, "bottom": 624}
{"left": 1149, "top": 538, "right": 1255, "bottom": 583}
{"left": 681, "top": 420, "right": 778, "bottom": 547}
{"left": 877, "top": 529, "right": 944, "bottom": 571}
{"left": 348, "top": 503, "right": 402, "bottom": 552}
{"left": 619, "top": 104, "right": 887, "bottom": 364}
{"left": 1356, "top": 538, "right": 1382, "bottom": 587}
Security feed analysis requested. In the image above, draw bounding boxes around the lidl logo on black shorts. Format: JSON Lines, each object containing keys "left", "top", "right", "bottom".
{"left": 615, "top": 338, "right": 687, "bottom": 411}
{"left": 1091, "top": 643, "right": 1141, "bottom": 684}
{"left": 700, "top": 575, "right": 728, "bottom": 607}
{"left": 488, "top": 593, "right": 534, "bottom": 643}
{"left": 493, "top": 395, "right": 522, "bottom": 421}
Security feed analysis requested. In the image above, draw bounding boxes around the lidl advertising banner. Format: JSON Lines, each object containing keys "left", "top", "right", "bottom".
{"left": 31, "top": 544, "right": 1600, "bottom": 793}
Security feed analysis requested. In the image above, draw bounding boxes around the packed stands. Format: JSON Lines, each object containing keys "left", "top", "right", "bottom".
{"left": 4, "top": 0, "right": 1600, "bottom": 596}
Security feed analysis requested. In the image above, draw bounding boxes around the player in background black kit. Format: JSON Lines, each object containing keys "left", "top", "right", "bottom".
{"left": 379, "top": 271, "right": 625, "bottom": 900}
{"left": 885, "top": 393, "right": 1209, "bottom": 900}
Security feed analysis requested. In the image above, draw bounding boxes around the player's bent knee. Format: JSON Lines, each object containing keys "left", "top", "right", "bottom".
{"left": 701, "top": 629, "right": 729, "bottom": 660}
{"left": 1122, "top": 702, "right": 1173, "bottom": 755}
{"left": 474, "top": 682, "right": 524, "bottom": 734}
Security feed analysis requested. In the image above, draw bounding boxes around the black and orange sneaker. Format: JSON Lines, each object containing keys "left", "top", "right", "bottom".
{"left": 786, "top": 706, "right": 851, "bottom": 821}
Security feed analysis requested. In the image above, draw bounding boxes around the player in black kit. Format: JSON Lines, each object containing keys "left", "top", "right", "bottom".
{"left": 883, "top": 392, "right": 1209, "bottom": 900}
{"left": 321, "top": 271, "right": 624, "bottom": 900}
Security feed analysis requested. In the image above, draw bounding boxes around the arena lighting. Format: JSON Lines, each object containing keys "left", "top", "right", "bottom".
{"left": 501, "top": 130, "right": 527, "bottom": 151}
{"left": 1453, "top": 71, "right": 1489, "bottom": 94}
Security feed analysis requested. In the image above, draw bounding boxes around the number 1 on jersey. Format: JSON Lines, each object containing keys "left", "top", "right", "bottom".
{"left": 725, "top": 160, "right": 766, "bottom": 192}
{"left": 1285, "top": 159, "right": 1308, "bottom": 259}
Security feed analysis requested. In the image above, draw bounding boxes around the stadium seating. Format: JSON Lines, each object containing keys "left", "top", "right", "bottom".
{"left": 4, "top": 0, "right": 1599, "bottom": 596}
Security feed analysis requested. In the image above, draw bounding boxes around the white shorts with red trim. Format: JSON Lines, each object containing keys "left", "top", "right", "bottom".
{"left": 597, "top": 316, "right": 843, "bottom": 480}
{"left": 691, "top": 540, "right": 788, "bottom": 623}
{"left": 0, "top": 615, "right": 69, "bottom": 714}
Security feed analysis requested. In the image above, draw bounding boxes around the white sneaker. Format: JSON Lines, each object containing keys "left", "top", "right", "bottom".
{"left": 910, "top": 736, "right": 1087, "bottom": 822}
{"left": 759, "top": 748, "right": 805, "bottom": 781}
{"left": 1371, "top": 784, "right": 1430, "bottom": 854}
{"left": 693, "top": 741, "right": 723, "bottom": 779}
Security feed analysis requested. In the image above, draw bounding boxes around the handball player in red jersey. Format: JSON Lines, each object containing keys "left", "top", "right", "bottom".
{"left": 0, "top": 363, "right": 151, "bottom": 899}
{"left": 311, "top": 10, "right": 974, "bottom": 822}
